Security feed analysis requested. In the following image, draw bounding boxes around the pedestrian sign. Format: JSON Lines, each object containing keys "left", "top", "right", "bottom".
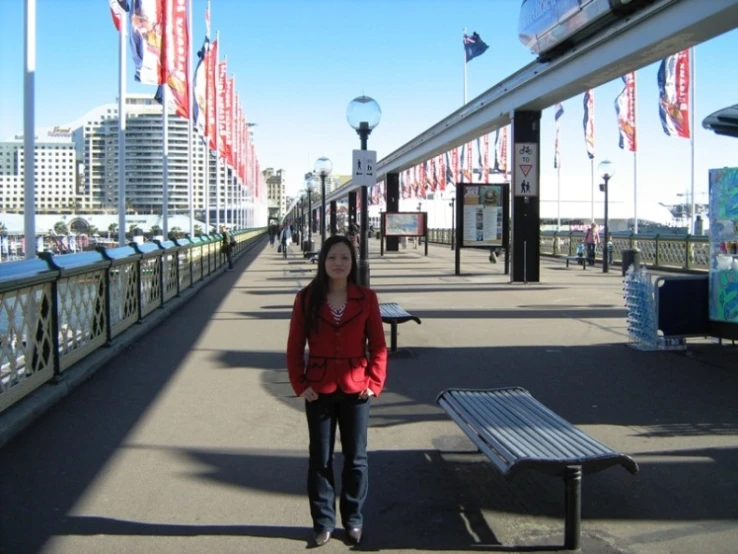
{"left": 513, "top": 143, "right": 538, "bottom": 197}
{"left": 352, "top": 150, "right": 377, "bottom": 187}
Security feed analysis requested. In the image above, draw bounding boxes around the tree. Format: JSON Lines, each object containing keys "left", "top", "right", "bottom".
{"left": 129, "top": 224, "right": 139, "bottom": 234}
{"left": 54, "top": 221, "right": 68, "bottom": 235}
{"left": 169, "top": 226, "right": 183, "bottom": 239}
{"left": 108, "top": 223, "right": 118, "bottom": 238}
{"left": 0, "top": 221, "right": 6, "bottom": 234}
{"left": 88, "top": 225, "right": 99, "bottom": 237}
{"left": 150, "top": 225, "right": 163, "bottom": 236}
{"left": 194, "top": 224, "right": 203, "bottom": 237}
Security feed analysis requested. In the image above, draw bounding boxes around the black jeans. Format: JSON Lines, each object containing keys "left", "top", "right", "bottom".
{"left": 586, "top": 243, "right": 596, "bottom": 266}
{"left": 305, "top": 391, "right": 370, "bottom": 532}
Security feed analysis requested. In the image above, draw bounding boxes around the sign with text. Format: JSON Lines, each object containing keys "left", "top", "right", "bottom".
{"left": 458, "top": 183, "right": 509, "bottom": 247}
{"left": 352, "top": 150, "right": 377, "bottom": 187}
{"left": 383, "top": 212, "right": 426, "bottom": 237}
{"left": 513, "top": 142, "right": 538, "bottom": 197}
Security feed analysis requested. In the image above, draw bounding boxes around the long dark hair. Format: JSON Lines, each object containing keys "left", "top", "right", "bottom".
{"left": 303, "top": 235, "right": 358, "bottom": 336}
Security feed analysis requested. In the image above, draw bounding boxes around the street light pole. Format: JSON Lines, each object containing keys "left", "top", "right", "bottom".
{"left": 314, "top": 157, "right": 333, "bottom": 248}
{"left": 347, "top": 96, "right": 381, "bottom": 287}
{"left": 598, "top": 160, "right": 615, "bottom": 274}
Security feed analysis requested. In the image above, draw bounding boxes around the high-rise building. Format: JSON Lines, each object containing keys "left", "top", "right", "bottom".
{"left": 72, "top": 94, "right": 231, "bottom": 215}
{"left": 264, "top": 168, "right": 286, "bottom": 220}
{"left": 0, "top": 128, "right": 78, "bottom": 213}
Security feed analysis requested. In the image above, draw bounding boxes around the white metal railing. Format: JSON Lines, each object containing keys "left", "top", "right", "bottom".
{"left": 0, "top": 229, "right": 265, "bottom": 414}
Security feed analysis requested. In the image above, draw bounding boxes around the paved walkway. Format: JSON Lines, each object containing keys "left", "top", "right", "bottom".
{"left": 1, "top": 238, "right": 738, "bottom": 554}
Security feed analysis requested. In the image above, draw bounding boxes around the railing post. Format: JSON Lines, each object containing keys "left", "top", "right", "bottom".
{"left": 629, "top": 231, "right": 635, "bottom": 249}
{"left": 654, "top": 234, "right": 660, "bottom": 267}
{"left": 135, "top": 247, "right": 144, "bottom": 322}
{"left": 38, "top": 252, "right": 62, "bottom": 376}
{"left": 553, "top": 231, "right": 559, "bottom": 256}
{"left": 685, "top": 234, "right": 692, "bottom": 269}
{"left": 568, "top": 232, "right": 574, "bottom": 256}
{"left": 175, "top": 246, "right": 182, "bottom": 297}
{"left": 96, "top": 248, "right": 114, "bottom": 345}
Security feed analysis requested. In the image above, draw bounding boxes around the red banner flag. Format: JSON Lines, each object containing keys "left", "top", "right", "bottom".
{"left": 217, "top": 60, "right": 227, "bottom": 159}
{"left": 225, "top": 77, "right": 234, "bottom": 165}
{"left": 205, "top": 39, "right": 218, "bottom": 151}
{"left": 616, "top": 72, "right": 637, "bottom": 152}
{"left": 162, "top": 0, "right": 190, "bottom": 118}
{"left": 658, "top": 50, "right": 691, "bottom": 139}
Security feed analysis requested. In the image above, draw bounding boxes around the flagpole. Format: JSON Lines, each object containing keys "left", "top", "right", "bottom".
{"left": 204, "top": 1, "right": 211, "bottom": 232}
{"left": 590, "top": 159, "right": 595, "bottom": 222}
{"left": 633, "top": 73, "right": 638, "bottom": 235}
{"left": 188, "top": 0, "right": 194, "bottom": 236}
{"left": 557, "top": 165, "right": 561, "bottom": 231}
{"left": 163, "top": 84, "right": 170, "bottom": 237}
{"left": 463, "top": 28, "right": 467, "bottom": 105}
{"left": 24, "top": 0, "right": 36, "bottom": 259}
{"left": 215, "top": 33, "right": 221, "bottom": 230}
{"left": 689, "top": 46, "right": 696, "bottom": 234}
{"left": 118, "top": 12, "right": 127, "bottom": 246}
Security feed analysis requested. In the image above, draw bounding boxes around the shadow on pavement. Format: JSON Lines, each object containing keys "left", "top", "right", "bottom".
{"left": 0, "top": 239, "right": 268, "bottom": 554}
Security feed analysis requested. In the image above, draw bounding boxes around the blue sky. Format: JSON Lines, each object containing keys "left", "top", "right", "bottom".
{"left": 1, "top": 0, "right": 737, "bottom": 219}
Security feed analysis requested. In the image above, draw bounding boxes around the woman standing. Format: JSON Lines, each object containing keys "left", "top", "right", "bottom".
{"left": 287, "top": 235, "right": 387, "bottom": 547}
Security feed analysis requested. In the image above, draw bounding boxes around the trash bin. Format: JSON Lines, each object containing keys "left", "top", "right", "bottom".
{"left": 302, "top": 240, "right": 313, "bottom": 252}
{"left": 621, "top": 248, "right": 641, "bottom": 276}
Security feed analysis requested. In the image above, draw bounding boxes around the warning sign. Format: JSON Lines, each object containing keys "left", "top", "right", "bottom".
{"left": 513, "top": 143, "right": 538, "bottom": 197}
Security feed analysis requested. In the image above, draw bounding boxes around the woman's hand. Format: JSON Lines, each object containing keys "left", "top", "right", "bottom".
{"left": 300, "top": 386, "right": 319, "bottom": 402}
{"left": 358, "top": 388, "right": 375, "bottom": 400}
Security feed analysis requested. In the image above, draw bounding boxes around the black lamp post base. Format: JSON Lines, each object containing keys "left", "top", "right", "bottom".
{"left": 359, "top": 260, "right": 370, "bottom": 288}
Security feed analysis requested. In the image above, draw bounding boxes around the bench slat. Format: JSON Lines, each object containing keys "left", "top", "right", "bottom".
{"left": 437, "top": 387, "right": 639, "bottom": 477}
{"left": 379, "top": 303, "right": 421, "bottom": 324}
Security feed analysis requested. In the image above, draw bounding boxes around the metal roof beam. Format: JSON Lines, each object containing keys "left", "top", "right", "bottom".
{"left": 327, "top": 0, "right": 738, "bottom": 203}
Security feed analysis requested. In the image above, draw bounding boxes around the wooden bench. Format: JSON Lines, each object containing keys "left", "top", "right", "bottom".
{"left": 436, "top": 387, "right": 639, "bottom": 550}
{"left": 565, "top": 255, "right": 586, "bottom": 269}
{"left": 378, "top": 303, "right": 421, "bottom": 352}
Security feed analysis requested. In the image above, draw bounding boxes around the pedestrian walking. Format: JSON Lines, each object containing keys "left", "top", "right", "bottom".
{"left": 220, "top": 225, "right": 234, "bottom": 270}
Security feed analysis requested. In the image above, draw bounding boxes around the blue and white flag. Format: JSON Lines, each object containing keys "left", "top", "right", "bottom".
{"left": 463, "top": 32, "right": 489, "bottom": 63}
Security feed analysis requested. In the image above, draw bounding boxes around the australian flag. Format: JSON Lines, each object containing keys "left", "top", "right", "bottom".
{"left": 464, "top": 32, "right": 489, "bottom": 63}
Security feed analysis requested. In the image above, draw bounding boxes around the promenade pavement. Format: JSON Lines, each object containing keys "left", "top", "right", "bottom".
{"left": 1, "top": 237, "right": 738, "bottom": 554}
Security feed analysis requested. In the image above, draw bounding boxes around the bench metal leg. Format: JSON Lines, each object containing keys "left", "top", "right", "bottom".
{"left": 390, "top": 322, "right": 398, "bottom": 352}
{"left": 564, "top": 465, "right": 582, "bottom": 550}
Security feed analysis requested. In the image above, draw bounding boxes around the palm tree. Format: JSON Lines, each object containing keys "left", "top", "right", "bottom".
{"left": 0, "top": 222, "right": 6, "bottom": 234}
{"left": 150, "top": 225, "right": 163, "bottom": 237}
{"left": 129, "top": 224, "right": 139, "bottom": 235}
{"left": 88, "top": 225, "right": 99, "bottom": 237}
{"left": 169, "top": 226, "right": 183, "bottom": 239}
{"left": 54, "top": 221, "right": 68, "bottom": 235}
{"left": 194, "top": 224, "right": 203, "bottom": 237}
{"left": 108, "top": 223, "right": 118, "bottom": 239}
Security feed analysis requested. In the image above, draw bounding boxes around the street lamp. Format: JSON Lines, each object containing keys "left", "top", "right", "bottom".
{"left": 314, "top": 156, "right": 333, "bottom": 246}
{"left": 598, "top": 160, "right": 616, "bottom": 273}
{"left": 347, "top": 95, "right": 381, "bottom": 286}
{"left": 305, "top": 179, "right": 315, "bottom": 252}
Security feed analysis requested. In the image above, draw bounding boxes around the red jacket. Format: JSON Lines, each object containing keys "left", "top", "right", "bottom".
{"left": 287, "top": 284, "right": 388, "bottom": 397}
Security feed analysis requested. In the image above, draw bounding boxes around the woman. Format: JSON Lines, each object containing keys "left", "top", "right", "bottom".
{"left": 287, "top": 235, "right": 387, "bottom": 547}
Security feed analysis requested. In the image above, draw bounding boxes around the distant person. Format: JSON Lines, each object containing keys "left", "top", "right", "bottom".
{"left": 279, "top": 224, "right": 291, "bottom": 259}
{"left": 584, "top": 222, "right": 600, "bottom": 266}
{"left": 607, "top": 234, "right": 614, "bottom": 266}
{"left": 268, "top": 223, "right": 277, "bottom": 247}
{"left": 220, "top": 225, "right": 234, "bottom": 270}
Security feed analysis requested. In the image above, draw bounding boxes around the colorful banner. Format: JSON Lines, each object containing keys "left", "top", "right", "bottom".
{"left": 193, "top": 38, "right": 208, "bottom": 135}
{"left": 129, "top": 0, "right": 165, "bottom": 84}
{"left": 225, "top": 77, "right": 234, "bottom": 166}
{"left": 217, "top": 60, "right": 227, "bottom": 159}
{"left": 452, "top": 147, "right": 459, "bottom": 184}
{"left": 554, "top": 103, "right": 564, "bottom": 169}
{"left": 658, "top": 49, "right": 691, "bottom": 139}
{"left": 109, "top": 0, "right": 129, "bottom": 31}
{"left": 482, "top": 134, "right": 490, "bottom": 181}
{"left": 616, "top": 72, "right": 637, "bottom": 152}
{"left": 583, "top": 89, "right": 595, "bottom": 159}
{"left": 163, "top": 0, "right": 190, "bottom": 118}
{"left": 205, "top": 39, "right": 218, "bottom": 151}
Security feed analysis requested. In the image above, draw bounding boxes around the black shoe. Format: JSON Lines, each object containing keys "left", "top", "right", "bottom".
{"left": 314, "top": 530, "right": 332, "bottom": 547}
{"left": 346, "top": 527, "right": 362, "bottom": 545}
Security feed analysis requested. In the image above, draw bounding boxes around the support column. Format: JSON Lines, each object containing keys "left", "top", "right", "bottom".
{"left": 511, "top": 110, "right": 541, "bottom": 283}
{"left": 330, "top": 200, "right": 337, "bottom": 236}
{"left": 386, "top": 172, "right": 399, "bottom": 252}
{"left": 348, "top": 191, "right": 357, "bottom": 226}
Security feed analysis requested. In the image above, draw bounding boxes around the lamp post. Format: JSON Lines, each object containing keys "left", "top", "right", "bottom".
{"left": 305, "top": 179, "right": 314, "bottom": 252}
{"left": 314, "top": 157, "right": 333, "bottom": 247}
{"left": 299, "top": 194, "right": 305, "bottom": 251}
{"left": 347, "top": 95, "right": 381, "bottom": 287}
{"left": 598, "top": 160, "right": 616, "bottom": 273}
